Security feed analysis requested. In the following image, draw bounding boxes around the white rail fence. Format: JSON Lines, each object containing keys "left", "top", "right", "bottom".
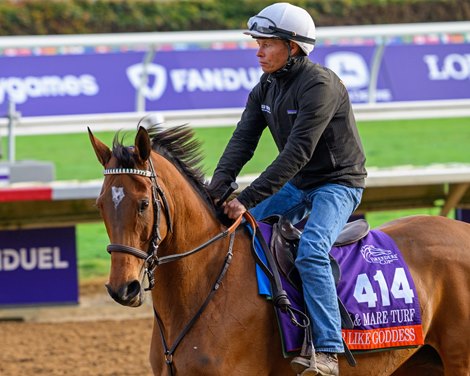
{"left": 1, "top": 164, "right": 470, "bottom": 229}
{"left": 1, "top": 99, "right": 470, "bottom": 136}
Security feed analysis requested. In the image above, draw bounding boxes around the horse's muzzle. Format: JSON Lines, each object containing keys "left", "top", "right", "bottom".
{"left": 105, "top": 280, "right": 144, "bottom": 307}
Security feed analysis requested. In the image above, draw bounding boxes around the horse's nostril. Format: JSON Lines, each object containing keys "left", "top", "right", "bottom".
{"left": 105, "top": 280, "right": 142, "bottom": 306}
{"left": 126, "top": 280, "right": 141, "bottom": 300}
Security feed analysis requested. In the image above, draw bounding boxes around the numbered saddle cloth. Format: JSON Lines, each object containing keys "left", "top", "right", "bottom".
{"left": 332, "top": 229, "right": 424, "bottom": 351}
{"left": 254, "top": 223, "right": 424, "bottom": 354}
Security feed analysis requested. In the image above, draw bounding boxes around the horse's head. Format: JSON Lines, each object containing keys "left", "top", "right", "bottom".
{"left": 88, "top": 126, "right": 172, "bottom": 307}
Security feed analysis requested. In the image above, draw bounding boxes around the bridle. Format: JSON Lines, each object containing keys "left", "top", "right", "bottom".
{"left": 102, "top": 156, "right": 243, "bottom": 374}
{"left": 104, "top": 158, "right": 242, "bottom": 290}
{"left": 104, "top": 157, "right": 173, "bottom": 291}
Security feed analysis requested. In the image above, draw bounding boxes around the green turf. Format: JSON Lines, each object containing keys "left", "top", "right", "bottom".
{"left": 4, "top": 116, "right": 470, "bottom": 280}
{"left": 9, "top": 117, "right": 470, "bottom": 181}
{"left": 359, "top": 117, "right": 470, "bottom": 167}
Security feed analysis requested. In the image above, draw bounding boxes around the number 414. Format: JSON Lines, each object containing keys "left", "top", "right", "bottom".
{"left": 353, "top": 267, "right": 415, "bottom": 308}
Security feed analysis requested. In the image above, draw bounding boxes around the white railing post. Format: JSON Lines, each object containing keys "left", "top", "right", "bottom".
{"left": 7, "top": 97, "right": 20, "bottom": 163}
{"left": 368, "top": 37, "right": 386, "bottom": 104}
{"left": 136, "top": 44, "right": 157, "bottom": 112}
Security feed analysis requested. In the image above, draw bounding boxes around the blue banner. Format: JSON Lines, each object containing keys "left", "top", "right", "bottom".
{"left": 0, "top": 226, "right": 78, "bottom": 306}
{"left": 0, "top": 42, "right": 469, "bottom": 117}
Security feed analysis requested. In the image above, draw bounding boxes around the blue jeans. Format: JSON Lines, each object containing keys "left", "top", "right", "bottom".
{"left": 250, "top": 182, "right": 363, "bottom": 353}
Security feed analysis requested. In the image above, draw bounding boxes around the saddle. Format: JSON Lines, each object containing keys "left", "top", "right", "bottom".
{"left": 251, "top": 214, "right": 369, "bottom": 367}
{"left": 262, "top": 215, "right": 370, "bottom": 290}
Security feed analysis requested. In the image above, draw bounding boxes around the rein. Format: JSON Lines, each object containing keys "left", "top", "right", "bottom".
{"left": 152, "top": 216, "right": 242, "bottom": 375}
{"left": 154, "top": 229, "right": 237, "bottom": 372}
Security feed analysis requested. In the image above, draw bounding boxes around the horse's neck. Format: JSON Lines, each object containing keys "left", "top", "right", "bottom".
{"left": 154, "top": 169, "right": 227, "bottom": 315}
{"left": 165, "top": 179, "right": 221, "bottom": 250}
{"left": 152, "top": 237, "right": 234, "bottom": 335}
{"left": 151, "top": 227, "right": 255, "bottom": 348}
{"left": 150, "top": 168, "right": 261, "bottom": 350}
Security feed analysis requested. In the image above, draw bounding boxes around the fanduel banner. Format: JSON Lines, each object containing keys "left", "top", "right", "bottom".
{"left": 0, "top": 227, "right": 78, "bottom": 305}
{"left": 0, "top": 43, "right": 468, "bottom": 117}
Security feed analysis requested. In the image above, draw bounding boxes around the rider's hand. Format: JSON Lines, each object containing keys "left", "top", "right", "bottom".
{"left": 224, "top": 198, "right": 247, "bottom": 219}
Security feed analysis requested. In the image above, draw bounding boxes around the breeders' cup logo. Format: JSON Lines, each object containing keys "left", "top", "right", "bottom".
{"left": 360, "top": 244, "right": 399, "bottom": 265}
{"left": 325, "top": 51, "right": 391, "bottom": 102}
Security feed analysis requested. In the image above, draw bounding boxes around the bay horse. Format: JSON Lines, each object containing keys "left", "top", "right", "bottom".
{"left": 89, "top": 124, "right": 470, "bottom": 375}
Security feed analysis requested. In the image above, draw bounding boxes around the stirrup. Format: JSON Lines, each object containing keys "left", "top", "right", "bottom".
{"left": 290, "top": 356, "right": 310, "bottom": 374}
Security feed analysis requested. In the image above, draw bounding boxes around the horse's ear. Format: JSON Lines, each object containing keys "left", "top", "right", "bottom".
{"left": 88, "top": 127, "right": 112, "bottom": 167}
{"left": 134, "top": 126, "right": 151, "bottom": 163}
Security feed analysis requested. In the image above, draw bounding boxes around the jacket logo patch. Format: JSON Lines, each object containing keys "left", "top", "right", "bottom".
{"left": 287, "top": 109, "right": 297, "bottom": 115}
{"left": 261, "top": 104, "right": 271, "bottom": 114}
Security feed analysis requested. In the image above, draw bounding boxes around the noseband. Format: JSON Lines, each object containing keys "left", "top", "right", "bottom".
{"left": 104, "top": 158, "right": 173, "bottom": 290}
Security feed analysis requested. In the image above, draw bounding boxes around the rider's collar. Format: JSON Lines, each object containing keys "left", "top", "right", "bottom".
{"left": 271, "top": 55, "right": 305, "bottom": 79}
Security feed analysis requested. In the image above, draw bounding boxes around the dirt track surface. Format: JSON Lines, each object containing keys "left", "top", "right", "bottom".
{"left": 0, "top": 278, "right": 154, "bottom": 376}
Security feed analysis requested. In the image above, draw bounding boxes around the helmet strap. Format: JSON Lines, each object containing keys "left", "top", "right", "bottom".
{"left": 286, "top": 41, "right": 292, "bottom": 61}
{"left": 272, "top": 40, "right": 295, "bottom": 77}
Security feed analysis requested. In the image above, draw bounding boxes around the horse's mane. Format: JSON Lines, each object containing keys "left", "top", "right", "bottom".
{"left": 148, "top": 124, "right": 207, "bottom": 189}
{"left": 112, "top": 124, "right": 213, "bottom": 207}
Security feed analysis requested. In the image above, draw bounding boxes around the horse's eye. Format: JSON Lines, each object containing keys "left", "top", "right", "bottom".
{"left": 139, "top": 199, "right": 150, "bottom": 212}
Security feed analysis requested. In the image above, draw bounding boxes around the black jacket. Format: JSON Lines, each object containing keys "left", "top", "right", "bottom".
{"left": 210, "top": 56, "right": 367, "bottom": 209}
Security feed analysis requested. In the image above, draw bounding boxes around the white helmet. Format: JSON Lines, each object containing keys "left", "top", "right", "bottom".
{"left": 244, "top": 2, "right": 316, "bottom": 55}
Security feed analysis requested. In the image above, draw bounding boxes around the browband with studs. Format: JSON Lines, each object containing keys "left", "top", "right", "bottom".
{"left": 103, "top": 168, "right": 153, "bottom": 177}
